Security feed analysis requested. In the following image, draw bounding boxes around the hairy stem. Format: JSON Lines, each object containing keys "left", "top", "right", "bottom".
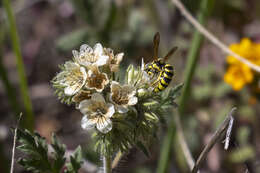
{"left": 103, "top": 155, "right": 111, "bottom": 173}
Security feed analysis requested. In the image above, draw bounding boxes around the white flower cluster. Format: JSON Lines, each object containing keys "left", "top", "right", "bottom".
{"left": 52, "top": 43, "right": 150, "bottom": 134}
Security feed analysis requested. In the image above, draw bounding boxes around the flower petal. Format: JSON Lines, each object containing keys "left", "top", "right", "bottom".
{"left": 79, "top": 99, "right": 92, "bottom": 114}
{"left": 64, "top": 61, "right": 78, "bottom": 69}
{"left": 91, "top": 93, "right": 105, "bottom": 104}
{"left": 117, "top": 105, "right": 128, "bottom": 113}
{"left": 96, "top": 55, "right": 109, "bottom": 66}
{"left": 111, "top": 81, "right": 121, "bottom": 92}
{"left": 72, "top": 50, "right": 79, "bottom": 58}
{"left": 115, "top": 53, "right": 124, "bottom": 63}
{"left": 96, "top": 117, "right": 112, "bottom": 134}
{"left": 128, "top": 96, "right": 138, "bottom": 105}
{"left": 106, "top": 103, "right": 115, "bottom": 118}
{"left": 81, "top": 115, "right": 96, "bottom": 129}
{"left": 64, "top": 85, "right": 80, "bottom": 96}
{"left": 93, "top": 43, "right": 103, "bottom": 56}
{"left": 80, "top": 67, "right": 87, "bottom": 80}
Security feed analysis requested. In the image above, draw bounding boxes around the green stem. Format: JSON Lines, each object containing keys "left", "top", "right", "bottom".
{"left": 178, "top": 0, "right": 214, "bottom": 115}
{"left": 156, "top": 120, "right": 176, "bottom": 173}
{"left": 157, "top": 0, "right": 215, "bottom": 171}
{"left": 103, "top": 155, "right": 111, "bottom": 173}
{"left": 0, "top": 25, "right": 20, "bottom": 116}
{"left": 3, "top": 0, "right": 34, "bottom": 131}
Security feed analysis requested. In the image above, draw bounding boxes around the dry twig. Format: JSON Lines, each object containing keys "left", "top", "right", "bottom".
{"left": 191, "top": 108, "right": 236, "bottom": 173}
{"left": 10, "top": 113, "right": 22, "bottom": 173}
{"left": 112, "top": 151, "right": 123, "bottom": 170}
{"left": 174, "top": 111, "right": 196, "bottom": 171}
{"left": 172, "top": 0, "right": 260, "bottom": 73}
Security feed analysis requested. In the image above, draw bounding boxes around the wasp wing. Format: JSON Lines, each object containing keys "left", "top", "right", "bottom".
{"left": 153, "top": 32, "right": 160, "bottom": 59}
{"left": 163, "top": 46, "right": 178, "bottom": 62}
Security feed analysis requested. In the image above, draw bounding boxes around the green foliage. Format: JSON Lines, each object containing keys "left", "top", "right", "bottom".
{"left": 16, "top": 129, "right": 83, "bottom": 173}
{"left": 0, "top": 26, "right": 20, "bottom": 117}
{"left": 3, "top": 0, "right": 34, "bottom": 131}
{"left": 228, "top": 145, "right": 255, "bottom": 163}
{"left": 51, "top": 134, "right": 66, "bottom": 173}
{"left": 65, "top": 147, "right": 83, "bottom": 173}
{"left": 17, "top": 129, "right": 52, "bottom": 172}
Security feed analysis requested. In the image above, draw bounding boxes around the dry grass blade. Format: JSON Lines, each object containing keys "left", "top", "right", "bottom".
{"left": 191, "top": 108, "right": 236, "bottom": 173}
{"left": 174, "top": 110, "right": 195, "bottom": 171}
{"left": 10, "top": 113, "right": 23, "bottom": 173}
{"left": 172, "top": 0, "right": 260, "bottom": 73}
{"left": 112, "top": 151, "right": 123, "bottom": 170}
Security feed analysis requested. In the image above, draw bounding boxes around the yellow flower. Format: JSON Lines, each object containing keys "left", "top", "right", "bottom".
{"left": 224, "top": 64, "right": 253, "bottom": 91}
{"left": 224, "top": 38, "right": 260, "bottom": 90}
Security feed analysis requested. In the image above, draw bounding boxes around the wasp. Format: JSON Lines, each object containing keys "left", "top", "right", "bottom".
{"left": 145, "top": 32, "right": 177, "bottom": 92}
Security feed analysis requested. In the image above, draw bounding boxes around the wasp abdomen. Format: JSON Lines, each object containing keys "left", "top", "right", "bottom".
{"left": 154, "top": 64, "right": 174, "bottom": 92}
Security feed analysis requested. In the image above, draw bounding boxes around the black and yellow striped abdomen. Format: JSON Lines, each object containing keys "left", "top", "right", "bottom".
{"left": 154, "top": 64, "right": 174, "bottom": 92}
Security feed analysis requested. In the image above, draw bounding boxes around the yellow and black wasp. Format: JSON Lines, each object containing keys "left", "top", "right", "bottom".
{"left": 145, "top": 32, "right": 177, "bottom": 92}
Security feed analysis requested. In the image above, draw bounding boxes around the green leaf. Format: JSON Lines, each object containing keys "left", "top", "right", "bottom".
{"left": 51, "top": 133, "right": 66, "bottom": 173}
{"left": 16, "top": 129, "right": 82, "bottom": 173}
{"left": 65, "top": 146, "right": 83, "bottom": 173}
{"left": 136, "top": 141, "right": 150, "bottom": 157}
{"left": 16, "top": 129, "right": 52, "bottom": 172}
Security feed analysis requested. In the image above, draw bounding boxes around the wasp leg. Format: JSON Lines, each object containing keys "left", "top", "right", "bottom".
{"left": 151, "top": 71, "right": 163, "bottom": 87}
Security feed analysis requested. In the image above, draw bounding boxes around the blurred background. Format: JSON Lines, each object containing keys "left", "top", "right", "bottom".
{"left": 1, "top": 0, "right": 260, "bottom": 172}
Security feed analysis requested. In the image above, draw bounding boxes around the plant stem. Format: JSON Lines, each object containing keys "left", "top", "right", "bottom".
{"left": 192, "top": 108, "right": 236, "bottom": 173}
{"left": 172, "top": 0, "right": 260, "bottom": 72}
{"left": 178, "top": 0, "right": 215, "bottom": 115}
{"left": 3, "top": 0, "right": 34, "bottom": 131}
{"left": 158, "top": 0, "right": 214, "bottom": 171}
{"left": 0, "top": 25, "right": 20, "bottom": 116}
{"left": 10, "top": 113, "right": 22, "bottom": 173}
{"left": 103, "top": 155, "right": 112, "bottom": 173}
{"left": 112, "top": 151, "right": 122, "bottom": 169}
{"left": 156, "top": 120, "right": 176, "bottom": 173}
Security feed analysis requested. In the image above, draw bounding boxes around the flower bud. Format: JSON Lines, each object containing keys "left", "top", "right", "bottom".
{"left": 143, "top": 100, "right": 158, "bottom": 107}
{"left": 137, "top": 88, "right": 148, "bottom": 97}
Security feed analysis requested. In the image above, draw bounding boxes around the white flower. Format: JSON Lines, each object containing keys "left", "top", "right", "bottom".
{"left": 72, "top": 43, "right": 109, "bottom": 68}
{"left": 110, "top": 81, "right": 138, "bottom": 113}
{"left": 85, "top": 66, "right": 109, "bottom": 92}
{"left": 104, "top": 48, "right": 124, "bottom": 72}
{"left": 72, "top": 90, "right": 92, "bottom": 103}
{"left": 79, "top": 93, "right": 115, "bottom": 134}
{"left": 55, "top": 61, "right": 87, "bottom": 96}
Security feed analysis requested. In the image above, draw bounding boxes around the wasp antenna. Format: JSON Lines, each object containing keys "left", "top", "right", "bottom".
{"left": 153, "top": 32, "right": 160, "bottom": 59}
{"left": 163, "top": 46, "right": 178, "bottom": 62}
